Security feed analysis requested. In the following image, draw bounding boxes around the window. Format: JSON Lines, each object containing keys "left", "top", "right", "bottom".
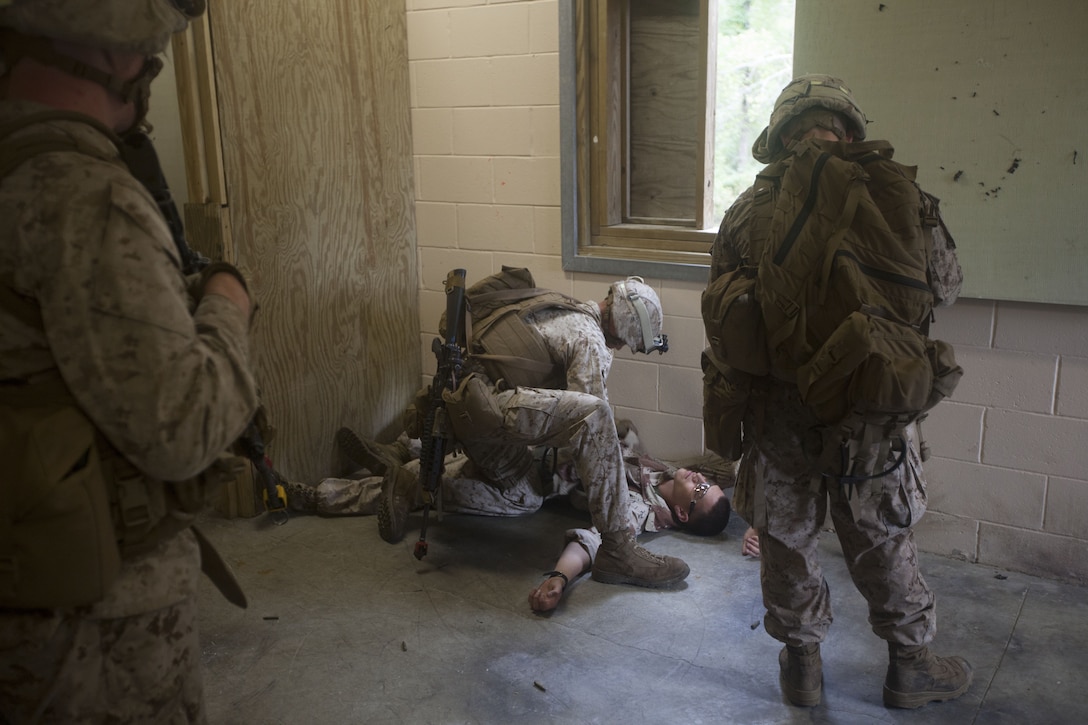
{"left": 559, "top": 0, "right": 794, "bottom": 281}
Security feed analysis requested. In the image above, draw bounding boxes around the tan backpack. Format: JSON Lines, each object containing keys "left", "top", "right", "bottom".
{"left": 702, "top": 138, "right": 963, "bottom": 477}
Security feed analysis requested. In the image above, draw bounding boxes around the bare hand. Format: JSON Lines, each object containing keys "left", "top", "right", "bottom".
{"left": 742, "top": 526, "right": 761, "bottom": 558}
{"left": 528, "top": 576, "right": 566, "bottom": 613}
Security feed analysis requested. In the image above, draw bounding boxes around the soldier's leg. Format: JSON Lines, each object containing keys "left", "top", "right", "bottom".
{"left": 0, "top": 532, "right": 205, "bottom": 723}
{"left": 437, "top": 448, "right": 545, "bottom": 516}
{"left": 485, "top": 387, "right": 688, "bottom": 588}
{"left": 314, "top": 476, "right": 383, "bottom": 515}
{"left": 481, "top": 387, "right": 629, "bottom": 531}
{"left": 828, "top": 429, "right": 935, "bottom": 646}
{"left": 756, "top": 447, "right": 832, "bottom": 647}
{"left": 828, "top": 426, "right": 970, "bottom": 708}
{"left": 754, "top": 445, "right": 830, "bottom": 708}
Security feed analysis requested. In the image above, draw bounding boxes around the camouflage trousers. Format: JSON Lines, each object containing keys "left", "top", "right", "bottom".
{"left": 739, "top": 423, "right": 936, "bottom": 648}
{"left": 309, "top": 452, "right": 581, "bottom": 517}
{"left": 459, "top": 386, "right": 630, "bottom": 533}
{"left": 0, "top": 530, "right": 205, "bottom": 724}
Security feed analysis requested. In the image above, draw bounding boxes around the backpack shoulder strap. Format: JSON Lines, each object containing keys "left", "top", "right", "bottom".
{"left": 0, "top": 111, "right": 125, "bottom": 340}
{"left": 468, "top": 289, "right": 586, "bottom": 344}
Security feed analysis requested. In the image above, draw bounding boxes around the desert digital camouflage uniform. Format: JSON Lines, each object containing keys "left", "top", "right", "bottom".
{"left": 298, "top": 426, "right": 681, "bottom": 556}
{"left": 560, "top": 448, "right": 689, "bottom": 564}
{"left": 454, "top": 301, "right": 634, "bottom": 535}
{"left": 0, "top": 102, "right": 259, "bottom": 723}
{"left": 309, "top": 302, "right": 634, "bottom": 534}
{"left": 710, "top": 174, "right": 962, "bottom": 648}
{"left": 301, "top": 449, "right": 566, "bottom": 517}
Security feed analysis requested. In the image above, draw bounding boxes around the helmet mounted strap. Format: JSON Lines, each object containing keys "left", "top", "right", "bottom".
{"left": 0, "top": 30, "right": 161, "bottom": 116}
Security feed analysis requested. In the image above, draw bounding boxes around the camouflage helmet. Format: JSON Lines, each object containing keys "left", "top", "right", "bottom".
{"left": 607, "top": 277, "right": 668, "bottom": 355}
{"left": 752, "top": 74, "right": 868, "bottom": 163}
{"left": 0, "top": 0, "right": 205, "bottom": 55}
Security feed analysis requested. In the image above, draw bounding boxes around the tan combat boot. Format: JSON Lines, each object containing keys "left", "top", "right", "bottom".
{"left": 590, "top": 529, "right": 689, "bottom": 588}
{"left": 779, "top": 643, "right": 822, "bottom": 707}
{"left": 336, "top": 427, "right": 411, "bottom": 477}
{"left": 883, "top": 643, "right": 973, "bottom": 709}
{"left": 283, "top": 481, "right": 319, "bottom": 514}
{"left": 376, "top": 466, "right": 418, "bottom": 543}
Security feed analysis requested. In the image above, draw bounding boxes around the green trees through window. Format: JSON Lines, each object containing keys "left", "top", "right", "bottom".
{"left": 713, "top": 0, "right": 795, "bottom": 218}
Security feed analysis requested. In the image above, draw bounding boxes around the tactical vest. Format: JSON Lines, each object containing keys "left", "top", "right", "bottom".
{"left": 0, "top": 110, "right": 227, "bottom": 608}
{"left": 446, "top": 267, "right": 592, "bottom": 390}
{"left": 702, "top": 138, "right": 963, "bottom": 478}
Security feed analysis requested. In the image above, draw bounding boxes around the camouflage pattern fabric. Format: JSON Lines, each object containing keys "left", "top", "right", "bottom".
{"left": 306, "top": 431, "right": 677, "bottom": 568}
{"left": 0, "top": 101, "right": 258, "bottom": 721}
{"left": 0, "top": 531, "right": 205, "bottom": 724}
{"left": 0, "top": 102, "right": 258, "bottom": 479}
{"left": 304, "top": 453, "right": 572, "bottom": 517}
{"left": 455, "top": 302, "right": 632, "bottom": 534}
{"left": 709, "top": 163, "right": 962, "bottom": 648}
{"left": 745, "top": 423, "right": 936, "bottom": 647}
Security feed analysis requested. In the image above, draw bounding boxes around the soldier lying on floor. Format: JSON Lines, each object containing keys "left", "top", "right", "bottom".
{"left": 285, "top": 421, "right": 756, "bottom": 611}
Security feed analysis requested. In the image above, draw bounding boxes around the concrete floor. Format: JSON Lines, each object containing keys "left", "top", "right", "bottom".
{"left": 196, "top": 499, "right": 1088, "bottom": 725}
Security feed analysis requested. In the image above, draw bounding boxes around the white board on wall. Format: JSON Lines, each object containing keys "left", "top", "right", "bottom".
{"left": 794, "top": 0, "right": 1088, "bottom": 306}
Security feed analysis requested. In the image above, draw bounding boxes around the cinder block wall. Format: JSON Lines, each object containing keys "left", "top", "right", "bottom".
{"left": 920, "top": 300, "right": 1088, "bottom": 584}
{"left": 404, "top": 0, "right": 1088, "bottom": 586}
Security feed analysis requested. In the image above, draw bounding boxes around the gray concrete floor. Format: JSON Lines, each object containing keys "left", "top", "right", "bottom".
{"left": 196, "top": 499, "right": 1088, "bottom": 724}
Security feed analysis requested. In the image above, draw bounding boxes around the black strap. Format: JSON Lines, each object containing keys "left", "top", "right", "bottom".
{"left": 542, "top": 570, "right": 568, "bottom": 588}
{"left": 823, "top": 435, "right": 908, "bottom": 500}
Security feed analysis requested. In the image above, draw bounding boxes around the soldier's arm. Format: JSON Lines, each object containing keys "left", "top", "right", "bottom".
{"left": 927, "top": 210, "right": 963, "bottom": 307}
{"left": 34, "top": 168, "right": 259, "bottom": 481}
{"left": 709, "top": 186, "right": 755, "bottom": 282}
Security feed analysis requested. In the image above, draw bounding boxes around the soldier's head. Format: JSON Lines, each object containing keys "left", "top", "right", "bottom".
{"left": 603, "top": 276, "right": 668, "bottom": 355}
{"left": 667, "top": 468, "right": 731, "bottom": 537}
{"left": 0, "top": 0, "right": 205, "bottom": 128}
{"left": 752, "top": 74, "right": 869, "bottom": 163}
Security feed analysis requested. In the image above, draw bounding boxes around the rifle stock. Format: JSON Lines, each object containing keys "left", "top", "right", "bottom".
{"left": 414, "top": 268, "right": 467, "bottom": 560}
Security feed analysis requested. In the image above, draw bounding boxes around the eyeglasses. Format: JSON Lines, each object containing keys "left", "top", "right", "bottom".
{"left": 688, "top": 481, "right": 711, "bottom": 517}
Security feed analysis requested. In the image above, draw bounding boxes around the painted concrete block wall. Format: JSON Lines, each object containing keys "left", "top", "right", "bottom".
{"left": 405, "top": 0, "right": 1088, "bottom": 585}
{"left": 915, "top": 299, "right": 1088, "bottom": 584}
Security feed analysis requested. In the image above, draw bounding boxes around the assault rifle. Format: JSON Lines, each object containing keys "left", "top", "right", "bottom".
{"left": 120, "top": 131, "right": 289, "bottom": 523}
{"left": 119, "top": 131, "right": 210, "bottom": 275}
{"left": 414, "top": 268, "right": 468, "bottom": 560}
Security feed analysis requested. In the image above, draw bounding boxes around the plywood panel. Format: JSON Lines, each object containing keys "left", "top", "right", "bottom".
{"left": 207, "top": 0, "right": 419, "bottom": 482}
{"left": 628, "top": 0, "right": 701, "bottom": 222}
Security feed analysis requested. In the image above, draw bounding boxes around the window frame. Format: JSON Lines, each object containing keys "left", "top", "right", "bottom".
{"left": 559, "top": 0, "right": 718, "bottom": 283}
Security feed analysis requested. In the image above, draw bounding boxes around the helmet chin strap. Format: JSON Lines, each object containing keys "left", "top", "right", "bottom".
{"left": 0, "top": 30, "right": 162, "bottom": 131}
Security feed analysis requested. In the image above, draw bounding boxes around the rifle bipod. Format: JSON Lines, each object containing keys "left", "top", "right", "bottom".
{"left": 414, "top": 503, "right": 432, "bottom": 560}
{"left": 413, "top": 487, "right": 443, "bottom": 559}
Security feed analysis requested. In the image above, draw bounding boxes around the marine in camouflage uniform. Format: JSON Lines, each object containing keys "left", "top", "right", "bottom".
{"left": 708, "top": 75, "right": 971, "bottom": 709}
{"left": 380, "top": 278, "right": 691, "bottom": 590}
{"left": 292, "top": 421, "right": 733, "bottom": 544}
{"left": 0, "top": 1, "right": 258, "bottom": 722}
